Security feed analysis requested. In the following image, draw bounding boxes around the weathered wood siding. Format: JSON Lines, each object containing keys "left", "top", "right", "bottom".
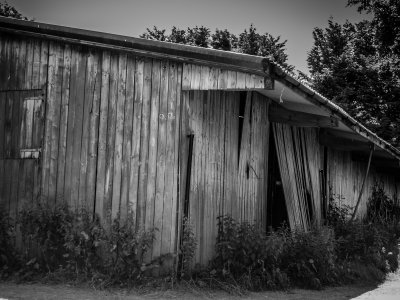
{"left": 182, "top": 63, "right": 266, "bottom": 90}
{"left": 180, "top": 90, "right": 270, "bottom": 265}
{"left": 0, "top": 34, "right": 47, "bottom": 221}
{"left": 327, "top": 149, "right": 400, "bottom": 217}
{"left": 0, "top": 31, "right": 273, "bottom": 266}
{"left": 0, "top": 34, "right": 183, "bottom": 261}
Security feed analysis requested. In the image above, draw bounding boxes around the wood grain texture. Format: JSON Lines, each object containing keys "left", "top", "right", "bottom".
{"left": 95, "top": 50, "right": 111, "bottom": 221}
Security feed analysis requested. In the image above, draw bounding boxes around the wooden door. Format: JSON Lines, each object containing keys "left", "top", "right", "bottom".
{"left": 0, "top": 90, "right": 45, "bottom": 220}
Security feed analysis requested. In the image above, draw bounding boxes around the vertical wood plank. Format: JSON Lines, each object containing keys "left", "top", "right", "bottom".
{"left": 103, "top": 52, "right": 118, "bottom": 223}
{"left": 55, "top": 44, "right": 71, "bottom": 200}
{"left": 236, "top": 72, "right": 246, "bottom": 89}
{"left": 0, "top": 93, "right": 5, "bottom": 206}
{"left": 245, "top": 73, "right": 255, "bottom": 89}
{"left": 227, "top": 71, "right": 237, "bottom": 89}
{"left": 153, "top": 59, "right": 169, "bottom": 259}
{"left": 182, "top": 63, "right": 191, "bottom": 90}
{"left": 161, "top": 61, "right": 178, "bottom": 257}
{"left": 85, "top": 50, "right": 101, "bottom": 214}
{"left": 111, "top": 53, "right": 127, "bottom": 219}
{"left": 199, "top": 65, "right": 209, "bottom": 90}
{"left": 128, "top": 57, "right": 144, "bottom": 225}
{"left": 24, "top": 39, "right": 34, "bottom": 90}
{"left": 31, "top": 39, "right": 41, "bottom": 89}
{"left": 137, "top": 58, "right": 153, "bottom": 226}
{"left": 208, "top": 67, "right": 219, "bottom": 90}
{"left": 47, "top": 43, "right": 64, "bottom": 203}
{"left": 119, "top": 54, "right": 135, "bottom": 221}
{"left": 0, "top": 36, "right": 9, "bottom": 90}
{"left": 64, "top": 46, "right": 86, "bottom": 207}
{"left": 190, "top": 64, "right": 201, "bottom": 90}
{"left": 145, "top": 59, "right": 161, "bottom": 240}
{"left": 217, "top": 69, "right": 228, "bottom": 90}
{"left": 95, "top": 51, "right": 111, "bottom": 221}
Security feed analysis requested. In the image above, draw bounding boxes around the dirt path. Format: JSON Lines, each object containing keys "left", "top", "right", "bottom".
{"left": 0, "top": 282, "right": 375, "bottom": 300}
{"left": 351, "top": 269, "right": 400, "bottom": 300}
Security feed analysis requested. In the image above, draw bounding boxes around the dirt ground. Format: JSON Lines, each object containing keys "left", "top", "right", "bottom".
{"left": 0, "top": 281, "right": 376, "bottom": 300}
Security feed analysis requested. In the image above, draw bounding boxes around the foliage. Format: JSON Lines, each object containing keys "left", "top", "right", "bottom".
{"left": 179, "top": 217, "right": 197, "bottom": 278}
{"left": 104, "top": 212, "right": 155, "bottom": 285}
{"left": 211, "top": 193, "right": 400, "bottom": 291}
{"left": 327, "top": 186, "right": 400, "bottom": 275}
{"left": 212, "top": 216, "right": 290, "bottom": 290}
{"left": 348, "top": 0, "right": 400, "bottom": 55}
{"left": 367, "top": 181, "right": 400, "bottom": 224}
{"left": 141, "top": 25, "right": 294, "bottom": 72}
{"left": 0, "top": 2, "right": 28, "bottom": 20}
{"left": 1, "top": 203, "right": 155, "bottom": 286}
{"left": 19, "top": 203, "right": 74, "bottom": 273}
{"left": 307, "top": 1, "right": 400, "bottom": 147}
{"left": 280, "top": 227, "right": 337, "bottom": 288}
{"left": 0, "top": 210, "right": 19, "bottom": 278}
{"left": 63, "top": 208, "right": 106, "bottom": 279}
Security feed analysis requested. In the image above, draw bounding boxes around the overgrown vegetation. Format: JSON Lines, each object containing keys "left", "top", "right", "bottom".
{"left": 0, "top": 203, "right": 155, "bottom": 287}
{"left": 1, "top": 182, "right": 399, "bottom": 292}
{"left": 207, "top": 182, "right": 400, "bottom": 290}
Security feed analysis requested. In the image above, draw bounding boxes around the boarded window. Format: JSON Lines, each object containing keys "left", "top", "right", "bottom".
{"left": 0, "top": 90, "right": 44, "bottom": 159}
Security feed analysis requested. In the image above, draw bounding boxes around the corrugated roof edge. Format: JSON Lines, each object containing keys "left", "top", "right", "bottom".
{"left": 273, "top": 64, "right": 400, "bottom": 161}
{"left": 1, "top": 16, "right": 399, "bottom": 161}
{"left": 0, "top": 16, "right": 271, "bottom": 76}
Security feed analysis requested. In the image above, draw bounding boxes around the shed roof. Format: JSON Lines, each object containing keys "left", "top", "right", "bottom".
{"left": 0, "top": 16, "right": 399, "bottom": 165}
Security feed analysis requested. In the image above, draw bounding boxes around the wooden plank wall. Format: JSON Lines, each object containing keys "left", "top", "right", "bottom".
{"left": 41, "top": 44, "right": 183, "bottom": 260}
{"left": 182, "top": 90, "right": 270, "bottom": 265}
{"left": 0, "top": 33, "right": 183, "bottom": 262}
{"left": 0, "top": 33, "right": 47, "bottom": 222}
{"left": 327, "top": 149, "right": 400, "bottom": 218}
{"left": 182, "top": 63, "right": 266, "bottom": 90}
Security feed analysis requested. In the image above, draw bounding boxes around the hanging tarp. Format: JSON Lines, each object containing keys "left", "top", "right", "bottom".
{"left": 273, "top": 123, "right": 321, "bottom": 230}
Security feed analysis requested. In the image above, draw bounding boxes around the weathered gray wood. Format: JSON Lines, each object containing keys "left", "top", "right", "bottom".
{"left": 64, "top": 46, "right": 86, "bottom": 207}
{"left": 47, "top": 42, "right": 64, "bottom": 202}
{"left": 161, "top": 61, "right": 178, "bottom": 257}
{"left": 55, "top": 44, "right": 71, "bottom": 200}
{"left": 86, "top": 50, "right": 101, "bottom": 214}
{"left": 111, "top": 53, "right": 126, "bottom": 219}
{"left": 145, "top": 59, "right": 161, "bottom": 238}
{"left": 153, "top": 59, "right": 169, "bottom": 260}
{"left": 128, "top": 57, "right": 144, "bottom": 224}
{"left": 137, "top": 58, "right": 153, "bottom": 226}
{"left": 95, "top": 50, "right": 111, "bottom": 221}
{"left": 119, "top": 54, "right": 135, "bottom": 221}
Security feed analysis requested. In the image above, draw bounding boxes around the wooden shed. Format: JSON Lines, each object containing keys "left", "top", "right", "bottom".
{"left": 1, "top": 16, "right": 400, "bottom": 267}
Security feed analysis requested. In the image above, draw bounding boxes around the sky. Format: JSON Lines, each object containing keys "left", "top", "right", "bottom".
{"left": 8, "top": 0, "right": 370, "bottom": 73}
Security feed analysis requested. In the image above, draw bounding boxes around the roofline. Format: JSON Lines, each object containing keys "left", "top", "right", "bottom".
{"left": 273, "top": 65, "right": 400, "bottom": 161}
{"left": 0, "top": 16, "right": 271, "bottom": 76}
{"left": 1, "top": 16, "right": 399, "bottom": 161}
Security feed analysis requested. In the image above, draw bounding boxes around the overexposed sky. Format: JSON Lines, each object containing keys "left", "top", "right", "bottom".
{"left": 8, "top": 0, "right": 369, "bottom": 73}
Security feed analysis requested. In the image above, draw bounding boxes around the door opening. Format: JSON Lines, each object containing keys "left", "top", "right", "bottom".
{"left": 266, "top": 126, "right": 289, "bottom": 230}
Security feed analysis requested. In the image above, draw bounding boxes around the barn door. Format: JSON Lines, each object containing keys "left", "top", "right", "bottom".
{"left": 0, "top": 89, "right": 45, "bottom": 220}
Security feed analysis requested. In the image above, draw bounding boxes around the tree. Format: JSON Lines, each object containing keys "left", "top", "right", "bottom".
{"left": 0, "top": 2, "right": 28, "bottom": 20}
{"left": 307, "top": 2, "right": 400, "bottom": 147}
{"left": 348, "top": 0, "right": 400, "bottom": 55}
{"left": 141, "top": 25, "right": 294, "bottom": 71}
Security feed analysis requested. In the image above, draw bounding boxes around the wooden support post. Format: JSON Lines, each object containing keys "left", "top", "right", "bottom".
{"left": 351, "top": 144, "right": 374, "bottom": 221}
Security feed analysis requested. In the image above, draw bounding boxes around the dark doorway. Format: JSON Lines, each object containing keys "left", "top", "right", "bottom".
{"left": 266, "top": 126, "right": 289, "bottom": 230}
